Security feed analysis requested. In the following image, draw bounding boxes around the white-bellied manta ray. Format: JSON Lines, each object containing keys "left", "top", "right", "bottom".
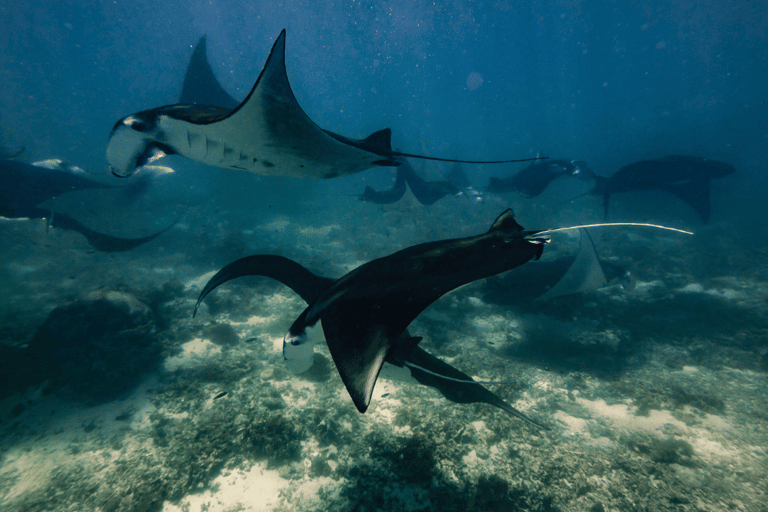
{"left": 107, "top": 30, "right": 544, "bottom": 179}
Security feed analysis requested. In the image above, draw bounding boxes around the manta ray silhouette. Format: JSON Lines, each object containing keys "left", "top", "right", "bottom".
{"left": 357, "top": 161, "right": 461, "bottom": 206}
{"left": 107, "top": 30, "right": 544, "bottom": 179}
{"left": 486, "top": 159, "right": 591, "bottom": 198}
{"left": 588, "top": 155, "right": 735, "bottom": 223}
{"left": 0, "top": 159, "right": 175, "bottom": 251}
{"left": 195, "top": 210, "right": 550, "bottom": 427}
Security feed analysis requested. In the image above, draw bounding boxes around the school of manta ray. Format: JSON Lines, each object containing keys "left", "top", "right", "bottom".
{"left": 5, "top": 29, "right": 733, "bottom": 430}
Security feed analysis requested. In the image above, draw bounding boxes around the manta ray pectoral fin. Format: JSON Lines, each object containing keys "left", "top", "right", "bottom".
{"left": 193, "top": 254, "right": 334, "bottom": 317}
{"left": 537, "top": 229, "right": 608, "bottom": 301}
{"left": 667, "top": 180, "right": 711, "bottom": 222}
{"left": 347, "top": 344, "right": 389, "bottom": 413}
{"left": 181, "top": 35, "right": 240, "bottom": 109}
{"left": 318, "top": 305, "right": 395, "bottom": 413}
{"left": 52, "top": 213, "right": 177, "bottom": 252}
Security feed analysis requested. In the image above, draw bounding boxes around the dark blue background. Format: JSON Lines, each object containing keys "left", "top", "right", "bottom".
{"left": 1, "top": 0, "right": 765, "bottom": 231}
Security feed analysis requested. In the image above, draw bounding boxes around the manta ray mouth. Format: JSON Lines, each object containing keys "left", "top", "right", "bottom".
{"left": 283, "top": 330, "right": 314, "bottom": 373}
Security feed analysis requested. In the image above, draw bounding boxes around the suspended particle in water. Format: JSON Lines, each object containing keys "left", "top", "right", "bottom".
{"left": 466, "top": 71, "right": 483, "bottom": 91}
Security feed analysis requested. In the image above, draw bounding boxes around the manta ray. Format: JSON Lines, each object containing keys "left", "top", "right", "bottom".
{"left": 483, "top": 229, "right": 633, "bottom": 306}
{"left": 587, "top": 155, "right": 735, "bottom": 223}
{"left": 195, "top": 210, "right": 550, "bottom": 426}
{"left": 0, "top": 159, "right": 175, "bottom": 251}
{"left": 357, "top": 161, "right": 466, "bottom": 206}
{"left": 486, "top": 159, "right": 591, "bottom": 198}
{"left": 194, "top": 211, "right": 691, "bottom": 423}
{"left": 357, "top": 165, "right": 408, "bottom": 204}
{"left": 107, "top": 30, "right": 543, "bottom": 179}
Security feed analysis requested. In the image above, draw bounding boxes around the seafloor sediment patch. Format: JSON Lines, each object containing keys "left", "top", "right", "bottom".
{"left": 1, "top": 209, "right": 767, "bottom": 511}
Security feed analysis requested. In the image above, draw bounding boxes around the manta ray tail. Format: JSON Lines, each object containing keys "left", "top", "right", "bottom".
{"left": 392, "top": 151, "right": 547, "bottom": 166}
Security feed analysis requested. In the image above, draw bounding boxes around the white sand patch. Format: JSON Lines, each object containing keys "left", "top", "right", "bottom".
{"left": 289, "top": 475, "right": 339, "bottom": 505}
{"left": 227, "top": 315, "right": 276, "bottom": 326}
{"left": 162, "top": 463, "right": 289, "bottom": 512}
{"left": 691, "top": 435, "right": 735, "bottom": 458}
{"left": 1, "top": 449, "right": 58, "bottom": 503}
{"left": 470, "top": 313, "right": 513, "bottom": 343}
{"left": 463, "top": 449, "right": 481, "bottom": 466}
{"left": 679, "top": 283, "right": 705, "bottom": 293}
{"left": 589, "top": 436, "right": 617, "bottom": 451}
{"left": 379, "top": 364, "right": 417, "bottom": 385}
{"left": 577, "top": 397, "right": 687, "bottom": 431}
{"left": 298, "top": 224, "right": 339, "bottom": 238}
{"left": 263, "top": 291, "right": 304, "bottom": 309}
{"left": 701, "top": 413, "right": 730, "bottom": 430}
{"left": 553, "top": 410, "right": 589, "bottom": 434}
{"left": 164, "top": 338, "right": 222, "bottom": 372}
{"left": 576, "top": 398, "right": 738, "bottom": 460}
{"left": 269, "top": 336, "right": 284, "bottom": 354}
{"left": 513, "top": 391, "right": 540, "bottom": 413}
{"left": 0, "top": 377, "right": 159, "bottom": 506}
{"left": 263, "top": 217, "right": 290, "bottom": 232}
{"left": 470, "top": 421, "right": 489, "bottom": 435}
{"left": 467, "top": 296, "right": 485, "bottom": 307}
{"left": 367, "top": 379, "right": 404, "bottom": 425}
{"left": 678, "top": 282, "right": 749, "bottom": 301}
{"left": 634, "top": 280, "right": 664, "bottom": 293}
{"left": 471, "top": 313, "right": 508, "bottom": 330}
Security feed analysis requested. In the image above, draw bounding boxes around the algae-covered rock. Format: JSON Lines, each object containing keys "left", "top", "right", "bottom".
{"left": 26, "top": 295, "right": 163, "bottom": 402}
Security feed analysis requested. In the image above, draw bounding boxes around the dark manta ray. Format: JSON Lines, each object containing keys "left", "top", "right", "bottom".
{"left": 179, "top": 35, "right": 239, "bottom": 110}
{"left": 0, "top": 159, "right": 174, "bottom": 251}
{"left": 357, "top": 165, "right": 408, "bottom": 204}
{"left": 195, "top": 210, "right": 550, "bottom": 427}
{"left": 487, "top": 159, "right": 590, "bottom": 198}
{"left": 589, "top": 155, "right": 735, "bottom": 222}
{"left": 358, "top": 161, "right": 462, "bottom": 206}
{"left": 400, "top": 163, "right": 461, "bottom": 205}
{"left": 107, "top": 30, "right": 542, "bottom": 178}
{"left": 0, "top": 159, "right": 111, "bottom": 217}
